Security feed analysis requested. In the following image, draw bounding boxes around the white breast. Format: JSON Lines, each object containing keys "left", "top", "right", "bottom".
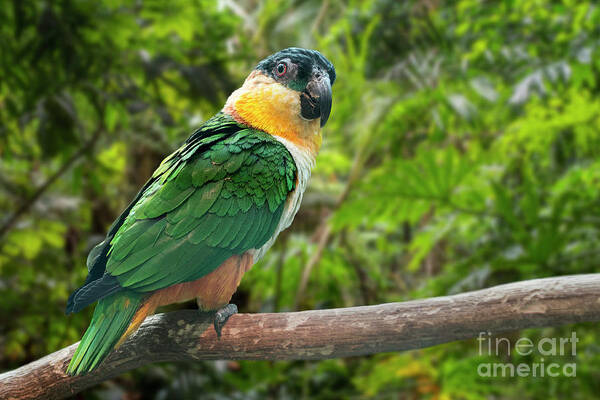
{"left": 252, "top": 137, "right": 315, "bottom": 261}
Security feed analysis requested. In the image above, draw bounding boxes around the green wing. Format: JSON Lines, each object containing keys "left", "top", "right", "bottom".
{"left": 104, "top": 121, "right": 297, "bottom": 293}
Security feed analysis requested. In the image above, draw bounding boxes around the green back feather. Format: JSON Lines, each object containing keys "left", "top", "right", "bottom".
{"left": 105, "top": 113, "right": 297, "bottom": 292}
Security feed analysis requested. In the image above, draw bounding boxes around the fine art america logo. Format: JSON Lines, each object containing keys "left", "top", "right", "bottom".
{"left": 477, "top": 332, "right": 578, "bottom": 377}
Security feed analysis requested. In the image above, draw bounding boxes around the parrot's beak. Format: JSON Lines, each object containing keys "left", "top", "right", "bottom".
{"left": 300, "top": 69, "right": 332, "bottom": 127}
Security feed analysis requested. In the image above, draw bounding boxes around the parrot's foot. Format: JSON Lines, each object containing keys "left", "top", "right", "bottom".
{"left": 213, "top": 303, "right": 238, "bottom": 338}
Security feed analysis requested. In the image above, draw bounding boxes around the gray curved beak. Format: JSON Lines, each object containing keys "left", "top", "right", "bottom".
{"left": 300, "top": 72, "right": 332, "bottom": 127}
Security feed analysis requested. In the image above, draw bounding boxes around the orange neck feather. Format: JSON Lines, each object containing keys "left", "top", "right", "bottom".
{"left": 223, "top": 71, "right": 322, "bottom": 156}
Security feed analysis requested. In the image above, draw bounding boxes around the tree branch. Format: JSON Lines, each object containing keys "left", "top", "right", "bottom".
{"left": 2, "top": 274, "right": 600, "bottom": 399}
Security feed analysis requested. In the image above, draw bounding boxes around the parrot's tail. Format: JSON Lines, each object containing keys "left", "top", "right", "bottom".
{"left": 67, "top": 290, "right": 147, "bottom": 375}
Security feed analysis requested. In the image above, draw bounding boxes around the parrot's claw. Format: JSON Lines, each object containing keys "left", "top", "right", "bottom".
{"left": 213, "top": 303, "right": 238, "bottom": 338}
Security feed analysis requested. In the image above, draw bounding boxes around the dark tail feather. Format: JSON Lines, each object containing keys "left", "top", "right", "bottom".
{"left": 66, "top": 274, "right": 122, "bottom": 314}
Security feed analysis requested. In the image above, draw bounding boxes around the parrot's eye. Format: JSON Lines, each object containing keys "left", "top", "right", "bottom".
{"left": 275, "top": 62, "right": 287, "bottom": 77}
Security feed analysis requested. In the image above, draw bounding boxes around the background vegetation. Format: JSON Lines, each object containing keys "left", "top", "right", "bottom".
{"left": 1, "top": 0, "right": 599, "bottom": 398}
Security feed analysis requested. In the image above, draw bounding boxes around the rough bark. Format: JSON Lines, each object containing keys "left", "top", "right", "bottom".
{"left": 2, "top": 274, "right": 600, "bottom": 400}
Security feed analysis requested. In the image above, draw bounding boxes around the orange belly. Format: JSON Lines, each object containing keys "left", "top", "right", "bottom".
{"left": 117, "top": 252, "right": 254, "bottom": 345}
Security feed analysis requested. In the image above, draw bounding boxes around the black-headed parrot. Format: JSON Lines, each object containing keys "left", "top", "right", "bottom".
{"left": 65, "top": 48, "right": 335, "bottom": 375}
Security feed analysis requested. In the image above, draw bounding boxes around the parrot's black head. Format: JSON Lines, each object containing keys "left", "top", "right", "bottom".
{"left": 223, "top": 48, "right": 335, "bottom": 154}
{"left": 256, "top": 48, "right": 336, "bottom": 127}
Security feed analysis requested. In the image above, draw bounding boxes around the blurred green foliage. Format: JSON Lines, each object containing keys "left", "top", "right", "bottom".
{"left": 1, "top": 0, "right": 600, "bottom": 398}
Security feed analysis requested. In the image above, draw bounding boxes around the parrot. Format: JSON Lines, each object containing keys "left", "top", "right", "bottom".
{"left": 65, "top": 48, "right": 335, "bottom": 375}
